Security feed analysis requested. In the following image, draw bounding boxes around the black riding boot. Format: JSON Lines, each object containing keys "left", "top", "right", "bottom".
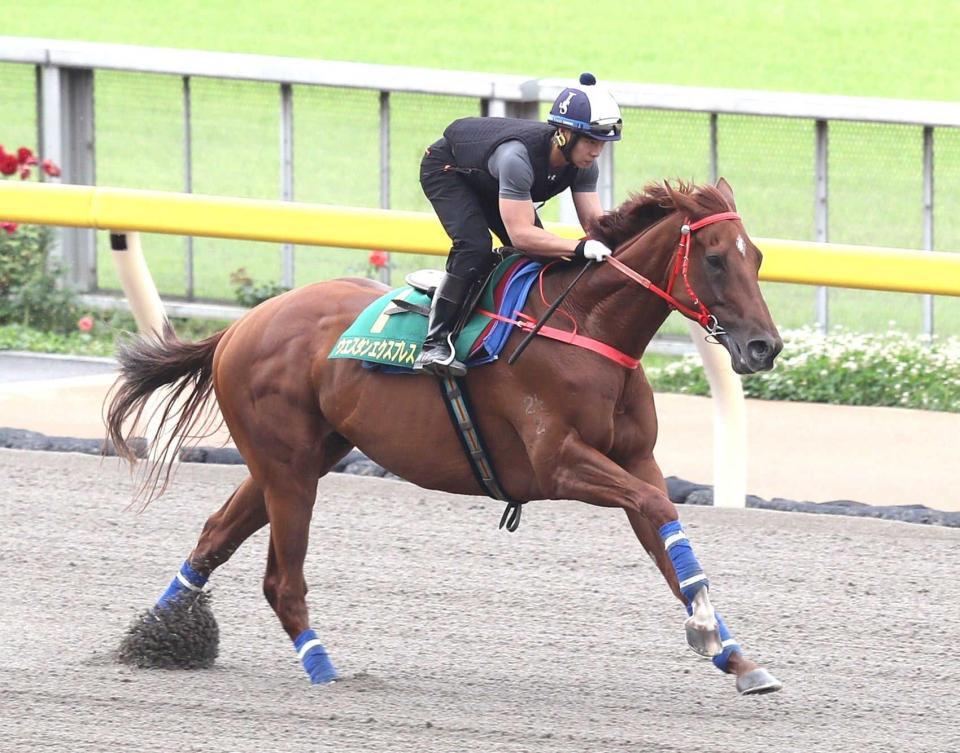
{"left": 413, "top": 272, "right": 478, "bottom": 377}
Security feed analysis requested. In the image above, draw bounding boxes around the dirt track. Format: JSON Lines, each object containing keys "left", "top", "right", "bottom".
{"left": 1, "top": 449, "right": 958, "bottom": 753}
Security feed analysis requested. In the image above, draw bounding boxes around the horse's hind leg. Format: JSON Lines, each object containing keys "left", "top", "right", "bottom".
{"left": 259, "top": 491, "right": 338, "bottom": 684}
{"left": 153, "top": 475, "right": 268, "bottom": 610}
{"left": 133, "top": 431, "right": 351, "bottom": 681}
{"left": 119, "top": 475, "right": 271, "bottom": 669}
{"left": 255, "top": 433, "right": 353, "bottom": 684}
{"left": 624, "top": 457, "right": 782, "bottom": 695}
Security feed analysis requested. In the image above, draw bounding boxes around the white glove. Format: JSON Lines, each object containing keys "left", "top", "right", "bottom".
{"left": 580, "top": 239, "right": 613, "bottom": 262}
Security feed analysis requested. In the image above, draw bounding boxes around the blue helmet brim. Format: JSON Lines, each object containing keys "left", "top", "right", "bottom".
{"left": 548, "top": 114, "right": 622, "bottom": 141}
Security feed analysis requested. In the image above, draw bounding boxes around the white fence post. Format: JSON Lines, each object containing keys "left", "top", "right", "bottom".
{"left": 686, "top": 319, "right": 747, "bottom": 508}
{"left": 110, "top": 232, "right": 168, "bottom": 337}
{"left": 110, "top": 231, "right": 174, "bottom": 462}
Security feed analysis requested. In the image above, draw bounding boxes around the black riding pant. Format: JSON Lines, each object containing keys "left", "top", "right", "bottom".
{"left": 420, "top": 139, "right": 514, "bottom": 282}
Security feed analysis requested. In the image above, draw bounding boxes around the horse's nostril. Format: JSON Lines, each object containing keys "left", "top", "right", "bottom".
{"left": 747, "top": 339, "right": 771, "bottom": 361}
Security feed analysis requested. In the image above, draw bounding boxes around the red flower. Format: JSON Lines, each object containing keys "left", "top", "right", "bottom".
{"left": 19, "top": 166, "right": 31, "bottom": 180}
{"left": 1, "top": 222, "right": 18, "bottom": 234}
{"left": 369, "top": 250, "right": 389, "bottom": 269}
{"left": 41, "top": 158, "right": 61, "bottom": 177}
{"left": 77, "top": 316, "right": 95, "bottom": 332}
{"left": 0, "top": 154, "right": 18, "bottom": 176}
{"left": 16, "top": 147, "right": 34, "bottom": 165}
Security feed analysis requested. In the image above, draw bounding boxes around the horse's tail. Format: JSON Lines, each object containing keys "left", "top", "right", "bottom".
{"left": 106, "top": 322, "right": 227, "bottom": 505}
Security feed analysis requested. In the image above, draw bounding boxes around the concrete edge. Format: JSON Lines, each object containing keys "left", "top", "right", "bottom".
{"left": 1, "top": 350, "right": 119, "bottom": 366}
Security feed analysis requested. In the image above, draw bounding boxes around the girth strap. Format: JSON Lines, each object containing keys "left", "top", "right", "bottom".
{"left": 437, "top": 376, "right": 524, "bottom": 532}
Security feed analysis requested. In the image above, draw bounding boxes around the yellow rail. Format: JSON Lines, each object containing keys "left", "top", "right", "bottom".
{"left": 3, "top": 181, "right": 959, "bottom": 296}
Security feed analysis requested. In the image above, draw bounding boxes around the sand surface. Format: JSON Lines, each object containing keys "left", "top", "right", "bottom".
{"left": 1, "top": 449, "right": 958, "bottom": 753}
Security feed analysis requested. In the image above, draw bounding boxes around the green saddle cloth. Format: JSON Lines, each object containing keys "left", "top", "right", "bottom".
{"left": 328, "top": 256, "right": 519, "bottom": 369}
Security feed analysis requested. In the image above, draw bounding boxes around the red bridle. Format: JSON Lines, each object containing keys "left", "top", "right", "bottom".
{"left": 606, "top": 211, "right": 741, "bottom": 334}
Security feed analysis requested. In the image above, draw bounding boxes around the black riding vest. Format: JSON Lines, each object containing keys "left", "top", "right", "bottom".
{"left": 442, "top": 117, "right": 580, "bottom": 203}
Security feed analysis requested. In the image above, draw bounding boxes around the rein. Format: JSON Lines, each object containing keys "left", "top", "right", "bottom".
{"left": 607, "top": 210, "right": 741, "bottom": 335}
{"left": 498, "top": 210, "right": 741, "bottom": 369}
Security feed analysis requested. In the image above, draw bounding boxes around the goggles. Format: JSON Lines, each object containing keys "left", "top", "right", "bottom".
{"left": 548, "top": 115, "right": 623, "bottom": 140}
{"left": 587, "top": 121, "right": 623, "bottom": 138}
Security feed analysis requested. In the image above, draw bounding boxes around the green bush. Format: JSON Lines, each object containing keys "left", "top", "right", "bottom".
{"left": 0, "top": 224, "right": 84, "bottom": 332}
{"left": 646, "top": 327, "right": 960, "bottom": 412}
{"left": 0, "top": 313, "right": 231, "bottom": 358}
{"left": 0, "top": 322, "right": 116, "bottom": 357}
{"left": 229, "top": 267, "right": 290, "bottom": 307}
{"left": 0, "top": 224, "right": 48, "bottom": 295}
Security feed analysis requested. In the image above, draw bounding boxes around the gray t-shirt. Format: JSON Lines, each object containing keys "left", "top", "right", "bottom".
{"left": 486, "top": 140, "right": 599, "bottom": 200}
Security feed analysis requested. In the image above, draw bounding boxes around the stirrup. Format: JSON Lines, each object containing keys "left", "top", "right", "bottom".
{"left": 416, "top": 351, "right": 467, "bottom": 378}
{"left": 415, "top": 334, "right": 467, "bottom": 377}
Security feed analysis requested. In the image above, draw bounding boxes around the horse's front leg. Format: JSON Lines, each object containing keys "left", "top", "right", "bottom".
{"left": 622, "top": 456, "right": 782, "bottom": 695}
{"left": 539, "top": 437, "right": 722, "bottom": 648}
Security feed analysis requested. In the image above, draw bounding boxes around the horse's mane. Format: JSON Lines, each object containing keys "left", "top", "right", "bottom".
{"left": 589, "top": 180, "right": 733, "bottom": 250}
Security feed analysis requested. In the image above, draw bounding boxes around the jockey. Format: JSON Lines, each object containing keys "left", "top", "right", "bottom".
{"left": 413, "top": 72, "right": 623, "bottom": 377}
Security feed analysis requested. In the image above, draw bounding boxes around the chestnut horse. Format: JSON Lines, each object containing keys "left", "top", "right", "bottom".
{"left": 107, "top": 179, "right": 784, "bottom": 695}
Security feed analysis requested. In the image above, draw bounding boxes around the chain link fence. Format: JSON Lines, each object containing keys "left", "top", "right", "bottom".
{"left": 2, "top": 60, "right": 959, "bottom": 335}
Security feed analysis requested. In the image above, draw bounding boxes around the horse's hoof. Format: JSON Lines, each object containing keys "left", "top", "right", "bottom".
{"left": 684, "top": 616, "right": 723, "bottom": 657}
{"left": 310, "top": 669, "right": 340, "bottom": 685}
{"left": 736, "top": 668, "right": 783, "bottom": 695}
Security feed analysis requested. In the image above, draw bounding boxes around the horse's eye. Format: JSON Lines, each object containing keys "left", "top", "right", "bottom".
{"left": 706, "top": 254, "right": 725, "bottom": 270}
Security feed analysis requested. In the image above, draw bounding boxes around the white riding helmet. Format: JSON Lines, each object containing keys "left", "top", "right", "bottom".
{"left": 546, "top": 72, "right": 622, "bottom": 141}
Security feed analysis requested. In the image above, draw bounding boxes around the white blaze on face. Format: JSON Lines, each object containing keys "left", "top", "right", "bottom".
{"left": 736, "top": 234, "right": 746, "bottom": 257}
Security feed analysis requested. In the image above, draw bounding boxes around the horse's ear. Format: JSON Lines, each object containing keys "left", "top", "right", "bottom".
{"left": 715, "top": 177, "right": 737, "bottom": 211}
{"left": 665, "top": 180, "right": 697, "bottom": 215}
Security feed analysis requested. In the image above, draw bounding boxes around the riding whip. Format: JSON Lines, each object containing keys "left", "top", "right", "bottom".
{"left": 507, "top": 260, "right": 596, "bottom": 365}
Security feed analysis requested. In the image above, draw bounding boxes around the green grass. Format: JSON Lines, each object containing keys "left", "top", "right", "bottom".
{"left": 5, "top": 1, "right": 959, "bottom": 100}
{"left": 2, "top": 1, "right": 960, "bottom": 334}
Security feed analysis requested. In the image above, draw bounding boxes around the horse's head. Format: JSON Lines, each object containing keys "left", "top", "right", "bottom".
{"left": 664, "top": 179, "right": 782, "bottom": 374}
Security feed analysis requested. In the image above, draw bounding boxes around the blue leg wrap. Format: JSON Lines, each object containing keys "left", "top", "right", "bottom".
{"left": 683, "top": 605, "right": 740, "bottom": 672}
{"left": 659, "top": 521, "right": 709, "bottom": 602}
{"left": 710, "top": 613, "right": 740, "bottom": 672}
{"left": 294, "top": 628, "right": 339, "bottom": 684}
{"left": 156, "top": 560, "right": 208, "bottom": 610}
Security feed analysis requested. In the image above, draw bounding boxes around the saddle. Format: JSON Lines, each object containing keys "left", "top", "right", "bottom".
{"left": 327, "top": 257, "right": 537, "bottom": 531}
{"left": 328, "top": 254, "right": 542, "bottom": 371}
{"left": 382, "top": 269, "right": 446, "bottom": 318}
{"left": 404, "top": 268, "right": 446, "bottom": 296}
